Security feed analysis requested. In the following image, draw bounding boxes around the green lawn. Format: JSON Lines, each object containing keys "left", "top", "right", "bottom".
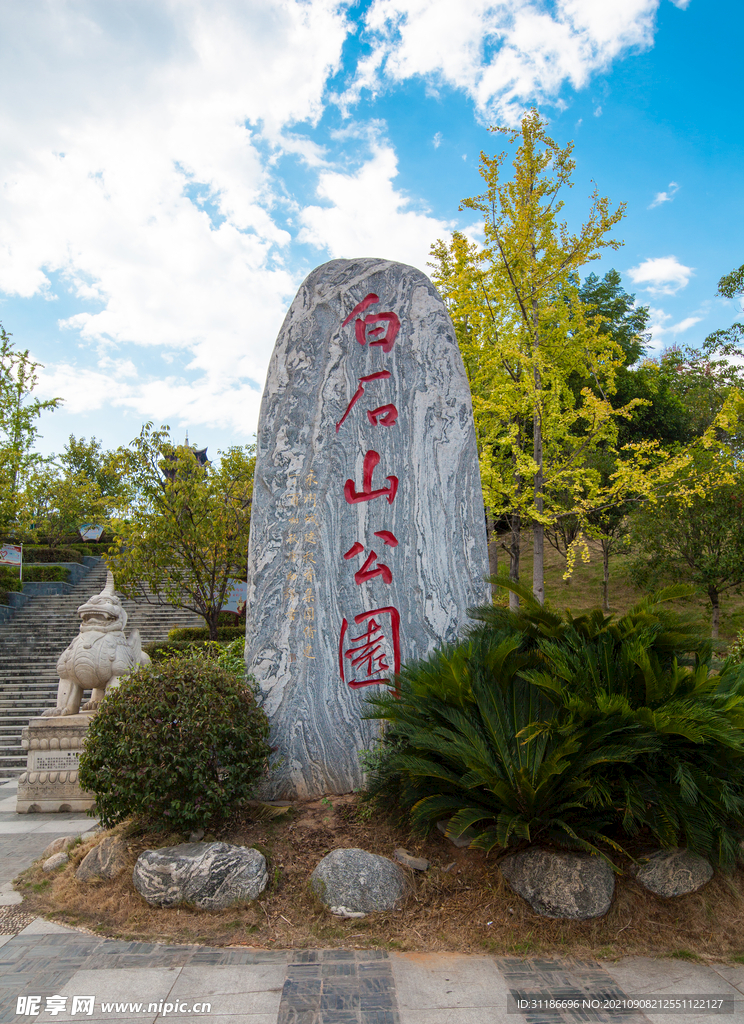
{"left": 493, "top": 532, "right": 744, "bottom": 647}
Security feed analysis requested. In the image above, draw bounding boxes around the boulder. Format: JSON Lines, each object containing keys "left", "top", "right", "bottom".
{"left": 310, "top": 848, "right": 406, "bottom": 914}
{"left": 42, "top": 851, "right": 69, "bottom": 872}
{"left": 500, "top": 847, "right": 615, "bottom": 920}
{"left": 636, "top": 848, "right": 713, "bottom": 898}
{"left": 41, "top": 836, "right": 76, "bottom": 860}
{"left": 394, "top": 848, "right": 430, "bottom": 871}
{"left": 244, "top": 258, "right": 490, "bottom": 799}
{"left": 76, "top": 836, "right": 129, "bottom": 881}
{"left": 133, "top": 842, "right": 268, "bottom": 909}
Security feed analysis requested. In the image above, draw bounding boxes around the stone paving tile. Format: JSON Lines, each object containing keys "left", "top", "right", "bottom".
{"left": 497, "top": 957, "right": 650, "bottom": 1024}
{"left": 278, "top": 950, "right": 400, "bottom": 1024}
{"left": 188, "top": 949, "right": 289, "bottom": 965}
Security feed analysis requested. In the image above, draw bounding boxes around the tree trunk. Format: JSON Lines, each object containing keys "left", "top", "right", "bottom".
{"left": 709, "top": 588, "right": 720, "bottom": 639}
{"left": 509, "top": 513, "right": 520, "bottom": 612}
{"left": 531, "top": 257, "right": 544, "bottom": 606}
{"left": 532, "top": 377, "right": 545, "bottom": 605}
{"left": 601, "top": 537, "right": 611, "bottom": 613}
{"left": 486, "top": 509, "right": 499, "bottom": 602}
{"left": 207, "top": 611, "right": 219, "bottom": 641}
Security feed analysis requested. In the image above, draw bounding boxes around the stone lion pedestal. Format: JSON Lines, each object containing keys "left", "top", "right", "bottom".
{"left": 16, "top": 569, "right": 150, "bottom": 814}
{"left": 16, "top": 714, "right": 95, "bottom": 813}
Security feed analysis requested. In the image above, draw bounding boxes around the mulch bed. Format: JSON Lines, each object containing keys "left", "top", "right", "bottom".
{"left": 13, "top": 794, "right": 744, "bottom": 962}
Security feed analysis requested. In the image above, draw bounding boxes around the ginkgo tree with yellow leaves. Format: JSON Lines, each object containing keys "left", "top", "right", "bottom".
{"left": 430, "top": 108, "right": 647, "bottom": 606}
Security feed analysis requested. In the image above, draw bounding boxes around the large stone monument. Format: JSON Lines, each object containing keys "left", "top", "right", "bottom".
{"left": 245, "top": 258, "right": 490, "bottom": 798}
{"left": 17, "top": 571, "right": 150, "bottom": 813}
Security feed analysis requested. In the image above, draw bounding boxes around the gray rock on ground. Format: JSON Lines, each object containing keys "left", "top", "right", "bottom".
{"left": 310, "top": 848, "right": 406, "bottom": 914}
{"left": 500, "top": 847, "right": 615, "bottom": 920}
{"left": 636, "top": 848, "right": 713, "bottom": 898}
{"left": 133, "top": 842, "right": 268, "bottom": 909}
{"left": 41, "top": 836, "right": 76, "bottom": 860}
{"left": 76, "top": 836, "right": 129, "bottom": 881}
{"left": 42, "top": 851, "right": 69, "bottom": 872}
{"left": 393, "top": 848, "right": 430, "bottom": 871}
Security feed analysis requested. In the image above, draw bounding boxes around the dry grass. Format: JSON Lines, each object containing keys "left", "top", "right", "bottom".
{"left": 15, "top": 795, "right": 744, "bottom": 963}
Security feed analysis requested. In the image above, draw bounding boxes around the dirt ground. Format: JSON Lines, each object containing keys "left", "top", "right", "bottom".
{"left": 14, "top": 794, "right": 744, "bottom": 963}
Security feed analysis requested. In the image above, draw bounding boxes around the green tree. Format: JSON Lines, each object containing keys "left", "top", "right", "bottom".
{"left": 578, "top": 269, "right": 649, "bottom": 367}
{"left": 538, "top": 272, "right": 649, "bottom": 594}
{"left": 660, "top": 339, "right": 744, "bottom": 442}
{"left": 60, "top": 434, "right": 129, "bottom": 506}
{"left": 706, "top": 262, "right": 744, "bottom": 350}
{"left": 107, "top": 424, "right": 254, "bottom": 639}
{"left": 629, "top": 445, "right": 744, "bottom": 638}
{"left": 430, "top": 109, "right": 635, "bottom": 606}
{"left": 0, "top": 325, "right": 61, "bottom": 531}
{"left": 19, "top": 464, "right": 112, "bottom": 549}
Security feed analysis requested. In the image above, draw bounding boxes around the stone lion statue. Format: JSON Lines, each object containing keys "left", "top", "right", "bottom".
{"left": 43, "top": 571, "right": 151, "bottom": 717}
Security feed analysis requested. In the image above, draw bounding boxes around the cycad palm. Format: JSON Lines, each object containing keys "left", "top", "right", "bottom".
{"left": 366, "top": 584, "right": 744, "bottom": 868}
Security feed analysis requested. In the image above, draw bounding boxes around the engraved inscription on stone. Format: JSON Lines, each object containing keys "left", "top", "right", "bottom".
{"left": 245, "top": 258, "right": 490, "bottom": 799}
{"left": 35, "top": 753, "right": 80, "bottom": 771}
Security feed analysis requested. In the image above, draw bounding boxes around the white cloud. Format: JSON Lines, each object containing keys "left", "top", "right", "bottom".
{"left": 0, "top": 0, "right": 349, "bottom": 436}
{"left": 649, "top": 180, "right": 680, "bottom": 208}
{"left": 647, "top": 307, "right": 702, "bottom": 346}
{"left": 341, "top": 0, "right": 666, "bottom": 123}
{"left": 36, "top": 360, "right": 264, "bottom": 438}
{"left": 593, "top": 105, "right": 603, "bottom": 117}
{"left": 298, "top": 142, "right": 453, "bottom": 271}
{"left": 0, "top": 0, "right": 687, "bottom": 443}
{"left": 627, "top": 256, "right": 694, "bottom": 295}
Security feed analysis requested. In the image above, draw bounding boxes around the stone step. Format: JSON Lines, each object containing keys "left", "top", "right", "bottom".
{"left": 0, "top": 696, "right": 57, "bottom": 704}
{"left": 0, "top": 681, "right": 60, "bottom": 688}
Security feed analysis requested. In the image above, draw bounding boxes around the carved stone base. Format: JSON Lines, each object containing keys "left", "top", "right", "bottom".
{"left": 17, "top": 715, "right": 96, "bottom": 813}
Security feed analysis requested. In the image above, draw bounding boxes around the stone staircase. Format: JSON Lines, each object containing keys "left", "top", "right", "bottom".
{"left": 0, "top": 559, "right": 204, "bottom": 779}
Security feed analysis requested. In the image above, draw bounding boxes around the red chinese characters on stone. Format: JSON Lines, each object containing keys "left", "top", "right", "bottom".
{"left": 336, "top": 371, "right": 394, "bottom": 433}
{"left": 341, "top": 293, "right": 400, "bottom": 353}
{"left": 367, "top": 404, "right": 398, "bottom": 427}
{"left": 338, "top": 293, "right": 403, "bottom": 693}
{"left": 343, "top": 544, "right": 393, "bottom": 585}
{"left": 339, "top": 608, "right": 401, "bottom": 689}
{"left": 344, "top": 450, "right": 398, "bottom": 505}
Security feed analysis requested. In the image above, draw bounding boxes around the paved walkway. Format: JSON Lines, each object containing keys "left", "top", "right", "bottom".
{"left": 1, "top": 780, "right": 743, "bottom": 1024}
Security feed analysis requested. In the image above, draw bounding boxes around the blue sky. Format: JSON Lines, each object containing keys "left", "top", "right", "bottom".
{"left": 0, "top": 0, "right": 740, "bottom": 460}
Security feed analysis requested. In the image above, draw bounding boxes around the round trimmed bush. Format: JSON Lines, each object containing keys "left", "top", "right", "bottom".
{"left": 79, "top": 658, "right": 271, "bottom": 831}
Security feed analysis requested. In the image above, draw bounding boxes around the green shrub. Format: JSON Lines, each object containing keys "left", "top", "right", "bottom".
{"left": 143, "top": 636, "right": 246, "bottom": 673}
{"left": 0, "top": 569, "right": 22, "bottom": 594}
{"left": 167, "top": 625, "right": 244, "bottom": 642}
{"left": 365, "top": 583, "right": 744, "bottom": 868}
{"left": 79, "top": 658, "right": 271, "bottom": 831}
{"left": 23, "top": 546, "right": 83, "bottom": 564}
{"left": 143, "top": 638, "right": 210, "bottom": 661}
{"left": 22, "top": 566, "right": 69, "bottom": 583}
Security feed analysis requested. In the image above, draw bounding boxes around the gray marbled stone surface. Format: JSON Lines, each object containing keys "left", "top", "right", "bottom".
{"left": 310, "top": 847, "right": 406, "bottom": 914}
{"left": 76, "top": 836, "right": 129, "bottom": 881}
{"left": 500, "top": 848, "right": 615, "bottom": 919}
{"left": 132, "top": 842, "right": 268, "bottom": 909}
{"left": 636, "top": 848, "right": 713, "bottom": 897}
{"left": 245, "top": 257, "right": 490, "bottom": 797}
